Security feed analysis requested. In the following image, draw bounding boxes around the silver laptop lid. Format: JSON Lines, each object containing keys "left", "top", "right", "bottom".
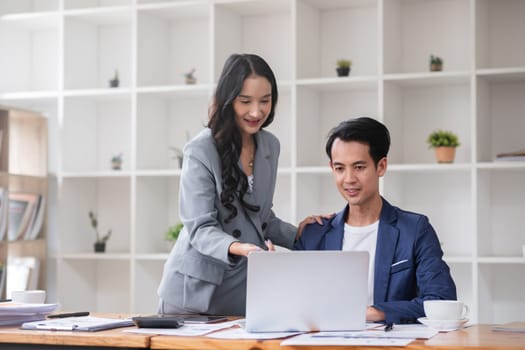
{"left": 245, "top": 250, "right": 369, "bottom": 332}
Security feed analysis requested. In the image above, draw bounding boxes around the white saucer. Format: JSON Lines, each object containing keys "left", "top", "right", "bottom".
{"left": 418, "top": 317, "right": 469, "bottom": 332}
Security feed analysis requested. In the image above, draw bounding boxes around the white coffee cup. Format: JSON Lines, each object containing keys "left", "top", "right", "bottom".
{"left": 11, "top": 290, "right": 46, "bottom": 304}
{"left": 424, "top": 300, "right": 468, "bottom": 320}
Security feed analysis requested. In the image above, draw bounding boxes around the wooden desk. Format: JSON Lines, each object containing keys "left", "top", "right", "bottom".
{"left": 0, "top": 314, "right": 148, "bottom": 350}
{"left": 150, "top": 325, "right": 525, "bottom": 350}
{"left": 1, "top": 323, "right": 524, "bottom": 350}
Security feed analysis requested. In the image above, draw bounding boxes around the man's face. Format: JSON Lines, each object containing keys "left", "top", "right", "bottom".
{"left": 329, "top": 138, "right": 386, "bottom": 208}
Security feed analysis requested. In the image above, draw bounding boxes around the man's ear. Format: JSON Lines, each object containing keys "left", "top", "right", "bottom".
{"left": 377, "top": 157, "right": 387, "bottom": 177}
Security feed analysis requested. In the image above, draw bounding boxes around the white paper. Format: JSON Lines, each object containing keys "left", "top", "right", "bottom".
{"left": 0, "top": 302, "right": 58, "bottom": 326}
{"left": 206, "top": 327, "right": 302, "bottom": 339}
{"left": 21, "top": 316, "right": 133, "bottom": 331}
{"left": 124, "top": 319, "right": 240, "bottom": 337}
{"left": 281, "top": 333, "right": 414, "bottom": 346}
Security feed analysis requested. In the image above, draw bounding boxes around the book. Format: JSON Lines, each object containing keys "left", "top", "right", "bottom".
{"left": 495, "top": 149, "right": 525, "bottom": 162}
{"left": 24, "top": 195, "right": 45, "bottom": 240}
{"left": 0, "top": 188, "right": 7, "bottom": 241}
{"left": 8, "top": 192, "right": 40, "bottom": 241}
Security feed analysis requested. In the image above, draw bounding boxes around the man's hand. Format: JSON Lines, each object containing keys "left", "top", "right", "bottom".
{"left": 366, "top": 306, "right": 386, "bottom": 322}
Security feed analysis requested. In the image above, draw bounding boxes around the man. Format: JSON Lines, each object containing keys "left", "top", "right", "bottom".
{"left": 294, "top": 117, "right": 457, "bottom": 324}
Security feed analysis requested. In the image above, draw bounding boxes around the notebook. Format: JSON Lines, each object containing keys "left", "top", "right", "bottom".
{"left": 21, "top": 316, "right": 133, "bottom": 331}
{"left": 245, "top": 250, "right": 369, "bottom": 332}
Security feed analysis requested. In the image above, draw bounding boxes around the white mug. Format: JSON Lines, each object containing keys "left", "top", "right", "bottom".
{"left": 424, "top": 300, "right": 468, "bottom": 320}
{"left": 11, "top": 290, "right": 46, "bottom": 304}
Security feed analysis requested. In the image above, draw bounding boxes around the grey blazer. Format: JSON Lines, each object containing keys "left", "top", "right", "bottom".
{"left": 157, "top": 128, "right": 297, "bottom": 316}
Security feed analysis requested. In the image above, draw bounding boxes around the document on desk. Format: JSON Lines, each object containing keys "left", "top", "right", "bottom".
{"left": 21, "top": 316, "right": 133, "bottom": 331}
{"left": 280, "top": 325, "right": 438, "bottom": 347}
{"left": 206, "top": 327, "right": 302, "bottom": 339}
{"left": 281, "top": 333, "right": 414, "bottom": 346}
{"left": 124, "top": 319, "right": 240, "bottom": 337}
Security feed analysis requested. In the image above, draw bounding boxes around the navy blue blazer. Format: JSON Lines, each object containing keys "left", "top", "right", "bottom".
{"left": 294, "top": 198, "right": 457, "bottom": 324}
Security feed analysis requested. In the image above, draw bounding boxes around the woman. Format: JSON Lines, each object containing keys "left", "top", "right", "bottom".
{"left": 157, "top": 53, "right": 323, "bottom": 316}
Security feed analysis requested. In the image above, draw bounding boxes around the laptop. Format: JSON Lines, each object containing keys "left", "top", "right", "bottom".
{"left": 245, "top": 250, "right": 369, "bottom": 332}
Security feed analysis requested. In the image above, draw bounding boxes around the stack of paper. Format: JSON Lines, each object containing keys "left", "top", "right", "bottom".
{"left": 0, "top": 302, "right": 58, "bottom": 326}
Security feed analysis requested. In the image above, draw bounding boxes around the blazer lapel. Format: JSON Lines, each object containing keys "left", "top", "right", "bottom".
{"left": 373, "top": 199, "right": 399, "bottom": 304}
{"left": 241, "top": 132, "right": 271, "bottom": 241}
{"left": 324, "top": 207, "right": 347, "bottom": 250}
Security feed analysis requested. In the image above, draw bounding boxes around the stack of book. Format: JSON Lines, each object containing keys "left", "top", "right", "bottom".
{"left": 495, "top": 150, "right": 525, "bottom": 162}
{"left": 7, "top": 192, "right": 45, "bottom": 241}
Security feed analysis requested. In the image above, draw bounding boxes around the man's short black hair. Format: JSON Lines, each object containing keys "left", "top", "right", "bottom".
{"left": 325, "top": 117, "right": 391, "bottom": 165}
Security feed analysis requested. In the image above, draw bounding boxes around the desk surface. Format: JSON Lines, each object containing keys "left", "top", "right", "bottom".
{"left": 149, "top": 325, "right": 525, "bottom": 350}
{"left": 1, "top": 321, "right": 524, "bottom": 350}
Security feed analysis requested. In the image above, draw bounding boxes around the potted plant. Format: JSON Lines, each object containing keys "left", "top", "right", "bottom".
{"left": 109, "top": 69, "right": 119, "bottom": 88}
{"left": 430, "top": 55, "right": 443, "bottom": 72}
{"left": 165, "top": 222, "right": 184, "bottom": 248}
{"left": 111, "top": 153, "right": 123, "bottom": 170}
{"left": 427, "top": 129, "right": 460, "bottom": 163}
{"left": 184, "top": 68, "right": 196, "bottom": 84}
{"left": 336, "top": 59, "right": 352, "bottom": 77}
{"left": 89, "top": 211, "right": 112, "bottom": 252}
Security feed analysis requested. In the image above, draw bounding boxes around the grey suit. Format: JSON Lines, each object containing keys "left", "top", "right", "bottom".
{"left": 157, "top": 128, "right": 297, "bottom": 316}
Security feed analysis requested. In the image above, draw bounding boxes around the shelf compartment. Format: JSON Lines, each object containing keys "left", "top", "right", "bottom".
{"left": 384, "top": 80, "right": 471, "bottom": 165}
{"left": 296, "top": 173, "right": 344, "bottom": 222}
{"left": 383, "top": 171, "right": 473, "bottom": 258}
{"left": 136, "top": 90, "right": 208, "bottom": 170}
{"left": 0, "top": 1, "right": 58, "bottom": 15}
{"left": 58, "top": 177, "right": 131, "bottom": 254}
{"left": 478, "top": 263, "right": 525, "bottom": 324}
{"left": 63, "top": 95, "right": 131, "bottom": 172}
{"left": 265, "top": 89, "right": 292, "bottom": 168}
{"left": 214, "top": 0, "right": 292, "bottom": 81}
{"left": 476, "top": 0, "right": 525, "bottom": 70}
{"left": 476, "top": 76, "right": 525, "bottom": 163}
{"left": 57, "top": 258, "right": 130, "bottom": 312}
{"left": 0, "top": 13, "right": 59, "bottom": 93}
{"left": 137, "top": 3, "right": 210, "bottom": 87}
{"left": 135, "top": 176, "right": 180, "bottom": 254}
{"left": 477, "top": 168, "right": 525, "bottom": 258}
{"left": 0, "top": 108, "right": 48, "bottom": 176}
{"left": 296, "top": 0, "right": 378, "bottom": 79}
{"left": 383, "top": 0, "right": 471, "bottom": 74}
{"left": 64, "top": 9, "right": 132, "bottom": 90}
{"left": 296, "top": 84, "right": 378, "bottom": 167}
{"left": 134, "top": 260, "right": 163, "bottom": 313}
{"left": 64, "top": 0, "right": 131, "bottom": 10}
{"left": 447, "top": 262, "right": 474, "bottom": 321}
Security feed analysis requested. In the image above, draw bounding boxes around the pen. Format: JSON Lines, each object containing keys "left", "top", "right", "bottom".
{"left": 384, "top": 322, "right": 394, "bottom": 332}
{"left": 48, "top": 311, "right": 90, "bottom": 319}
{"left": 0, "top": 299, "right": 12, "bottom": 303}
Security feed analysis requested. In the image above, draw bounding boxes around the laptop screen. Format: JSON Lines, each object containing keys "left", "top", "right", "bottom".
{"left": 245, "top": 250, "right": 369, "bottom": 332}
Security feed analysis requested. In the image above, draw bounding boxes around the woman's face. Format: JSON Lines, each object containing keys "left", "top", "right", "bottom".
{"left": 233, "top": 75, "right": 272, "bottom": 139}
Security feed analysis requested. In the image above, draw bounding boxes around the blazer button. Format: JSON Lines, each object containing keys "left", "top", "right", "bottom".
{"left": 232, "top": 229, "right": 241, "bottom": 238}
{"left": 262, "top": 222, "right": 267, "bottom": 230}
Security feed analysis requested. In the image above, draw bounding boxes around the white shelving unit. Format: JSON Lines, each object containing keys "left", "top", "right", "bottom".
{"left": 0, "top": 0, "right": 524, "bottom": 323}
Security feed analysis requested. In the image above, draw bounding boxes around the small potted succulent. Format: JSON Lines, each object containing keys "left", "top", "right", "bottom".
{"left": 427, "top": 129, "right": 460, "bottom": 163}
{"left": 111, "top": 153, "right": 123, "bottom": 170}
{"left": 336, "top": 59, "right": 352, "bottom": 77}
{"left": 184, "top": 68, "right": 196, "bottom": 84}
{"left": 109, "top": 69, "right": 119, "bottom": 87}
{"left": 165, "top": 222, "right": 184, "bottom": 248}
{"left": 430, "top": 55, "right": 443, "bottom": 72}
{"left": 89, "top": 211, "right": 112, "bottom": 253}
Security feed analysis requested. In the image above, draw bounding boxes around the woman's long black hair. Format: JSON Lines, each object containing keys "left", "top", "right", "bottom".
{"left": 208, "top": 54, "right": 278, "bottom": 223}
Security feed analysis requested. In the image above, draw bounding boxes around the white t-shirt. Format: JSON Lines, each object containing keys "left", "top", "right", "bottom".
{"left": 342, "top": 221, "right": 378, "bottom": 305}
